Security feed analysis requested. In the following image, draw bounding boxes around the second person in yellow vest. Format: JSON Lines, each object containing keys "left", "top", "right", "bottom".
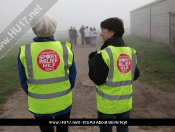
{"left": 88, "top": 17, "right": 140, "bottom": 132}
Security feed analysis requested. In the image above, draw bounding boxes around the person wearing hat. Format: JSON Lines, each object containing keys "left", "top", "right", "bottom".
{"left": 17, "top": 14, "right": 77, "bottom": 132}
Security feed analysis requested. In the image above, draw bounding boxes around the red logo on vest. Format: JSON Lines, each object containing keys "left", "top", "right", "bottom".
{"left": 37, "top": 49, "right": 60, "bottom": 72}
{"left": 117, "top": 54, "right": 131, "bottom": 74}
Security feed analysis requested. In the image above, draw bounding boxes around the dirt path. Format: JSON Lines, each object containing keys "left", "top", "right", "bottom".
{"left": 0, "top": 38, "right": 175, "bottom": 132}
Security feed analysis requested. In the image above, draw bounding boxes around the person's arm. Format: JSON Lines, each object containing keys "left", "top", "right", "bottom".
{"left": 134, "top": 65, "right": 140, "bottom": 81}
{"left": 75, "top": 30, "right": 78, "bottom": 37}
{"left": 17, "top": 52, "right": 28, "bottom": 95}
{"left": 84, "top": 29, "right": 86, "bottom": 34}
{"left": 88, "top": 53, "right": 109, "bottom": 86}
{"left": 69, "top": 60, "right": 77, "bottom": 89}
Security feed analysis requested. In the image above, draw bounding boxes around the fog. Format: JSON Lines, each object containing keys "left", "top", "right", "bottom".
{"left": 0, "top": 0, "right": 155, "bottom": 32}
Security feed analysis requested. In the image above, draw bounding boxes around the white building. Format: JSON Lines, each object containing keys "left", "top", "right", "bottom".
{"left": 130, "top": 0, "right": 175, "bottom": 54}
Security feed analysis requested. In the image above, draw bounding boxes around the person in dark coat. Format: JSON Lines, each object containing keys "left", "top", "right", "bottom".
{"left": 68, "top": 26, "right": 73, "bottom": 44}
{"left": 79, "top": 25, "right": 85, "bottom": 45}
{"left": 88, "top": 17, "right": 140, "bottom": 132}
{"left": 72, "top": 27, "right": 78, "bottom": 45}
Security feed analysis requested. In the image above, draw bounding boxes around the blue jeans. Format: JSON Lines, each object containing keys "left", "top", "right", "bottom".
{"left": 98, "top": 110, "right": 130, "bottom": 132}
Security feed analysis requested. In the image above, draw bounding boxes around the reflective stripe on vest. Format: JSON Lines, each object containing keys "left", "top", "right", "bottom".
{"left": 28, "top": 88, "right": 71, "bottom": 99}
{"left": 25, "top": 42, "right": 69, "bottom": 84}
{"left": 105, "top": 48, "right": 136, "bottom": 87}
{"left": 96, "top": 88, "right": 132, "bottom": 100}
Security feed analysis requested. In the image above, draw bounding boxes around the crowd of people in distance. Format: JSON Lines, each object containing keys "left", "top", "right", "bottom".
{"left": 68, "top": 25, "right": 98, "bottom": 46}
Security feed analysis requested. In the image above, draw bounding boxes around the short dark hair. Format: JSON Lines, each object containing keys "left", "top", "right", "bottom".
{"left": 100, "top": 17, "right": 124, "bottom": 37}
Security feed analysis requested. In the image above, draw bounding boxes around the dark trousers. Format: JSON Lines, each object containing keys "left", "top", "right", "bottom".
{"left": 85, "top": 37, "right": 89, "bottom": 45}
{"left": 98, "top": 110, "right": 130, "bottom": 132}
{"left": 34, "top": 111, "right": 70, "bottom": 132}
{"left": 73, "top": 37, "right": 77, "bottom": 45}
{"left": 69, "top": 37, "right": 73, "bottom": 44}
{"left": 81, "top": 35, "right": 85, "bottom": 45}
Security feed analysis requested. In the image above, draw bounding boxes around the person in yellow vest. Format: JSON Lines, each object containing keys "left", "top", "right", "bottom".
{"left": 17, "top": 14, "right": 77, "bottom": 132}
{"left": 88, "top": 17, "right": 140, "bottom": 132}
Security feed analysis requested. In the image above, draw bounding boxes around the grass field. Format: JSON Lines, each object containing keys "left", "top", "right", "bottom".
{"left": 0, "top": 34, "right": 175, "bottom": 112}
{"left": 123, "top": 35, "right": 175, "bottom": 92}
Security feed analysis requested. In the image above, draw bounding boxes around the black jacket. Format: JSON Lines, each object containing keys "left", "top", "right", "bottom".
{"left": 72, "top": 29, "right": 78, "bottom": 38}
{"left": 79, "top": 27, "right": 85, "bottom": 35}
{"left": 88, "top": 37, "right": 140, "bottom": 86}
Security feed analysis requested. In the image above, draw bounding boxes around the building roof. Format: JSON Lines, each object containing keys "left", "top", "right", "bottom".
{"left": 130, "top": 0, "right": 165, "bottom": 12}
{"left": 168, "top": 12, "right": 175, "bottom": 16}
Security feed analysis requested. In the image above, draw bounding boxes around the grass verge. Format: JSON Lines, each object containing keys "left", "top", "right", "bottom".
{"left": 123, "top": 35, "right": 175, "bottom": 92}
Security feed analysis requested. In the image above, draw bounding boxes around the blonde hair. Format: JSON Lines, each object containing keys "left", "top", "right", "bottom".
{"left": 31, "top": 14, "right": 57, "bottom": 37}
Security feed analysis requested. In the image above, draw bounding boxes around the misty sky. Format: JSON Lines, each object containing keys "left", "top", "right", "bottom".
{"left": 0, "top": 0, "right": 155, "bottom": 32}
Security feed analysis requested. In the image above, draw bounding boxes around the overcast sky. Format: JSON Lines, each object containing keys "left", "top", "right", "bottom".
{"left": 0, "top": 0, "right": 155, "bottom": 32}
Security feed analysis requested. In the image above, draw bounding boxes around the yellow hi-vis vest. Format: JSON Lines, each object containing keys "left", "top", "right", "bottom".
{"left": 19, "top": 41, "right": 73, "bottom": 114}
{"left": 96, "top": 46, "right": 137, "bottom": 114}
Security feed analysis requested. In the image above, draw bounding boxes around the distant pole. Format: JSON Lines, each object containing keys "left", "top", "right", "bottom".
{"left": 169, "top": 12, "right": 175, "bottom": 55}
{"left": 150, "top": 5, "right": 152, "bottom": 41}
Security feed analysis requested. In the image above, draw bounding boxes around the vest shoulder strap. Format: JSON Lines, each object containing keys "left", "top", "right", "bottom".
{"left": 65, "top": 42, "right": 72, "bottom": 49}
